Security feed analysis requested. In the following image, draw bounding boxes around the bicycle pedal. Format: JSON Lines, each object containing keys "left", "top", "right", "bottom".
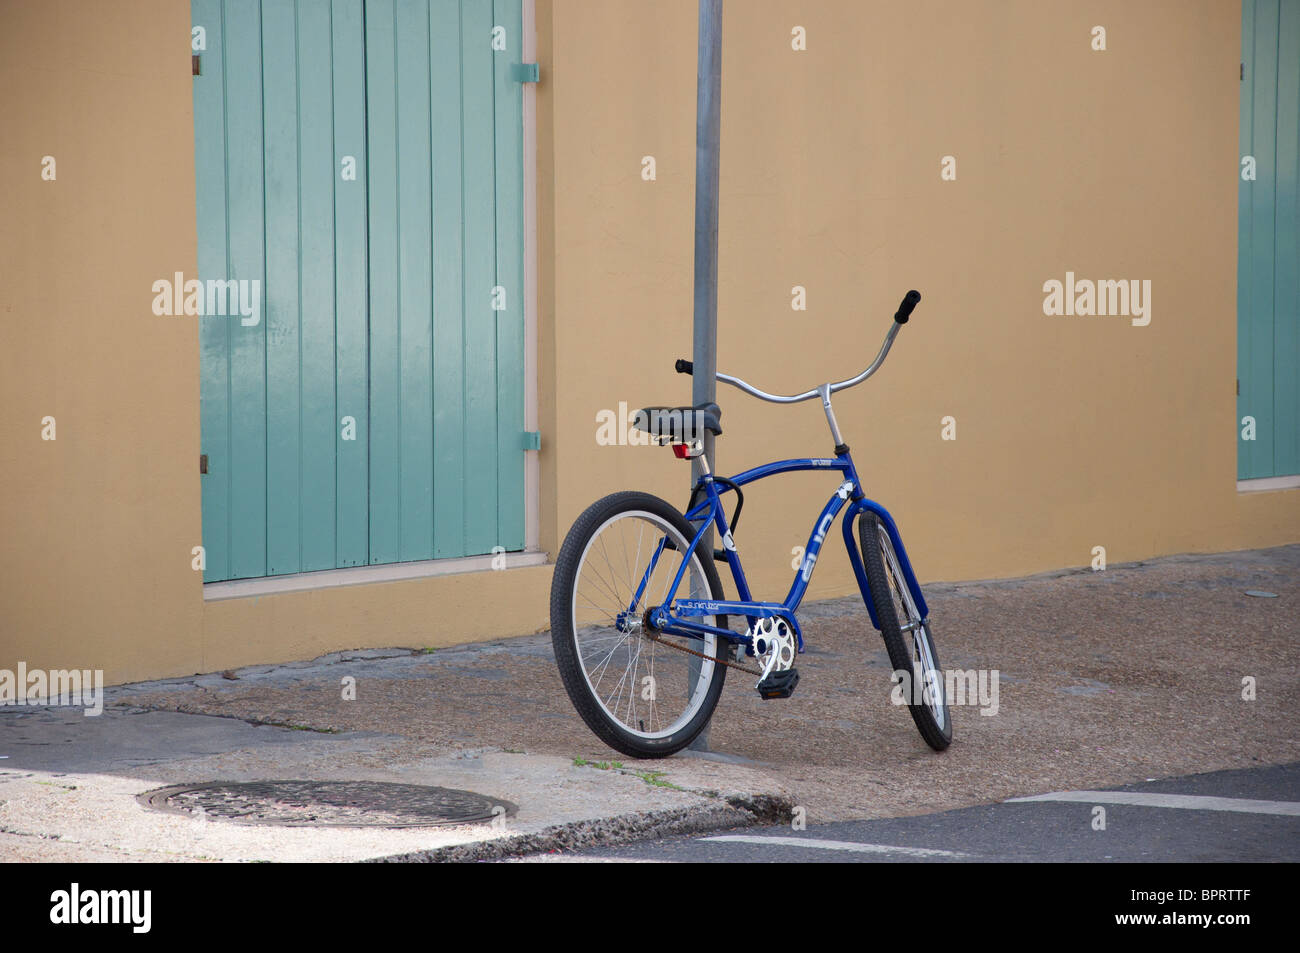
{"left": 756, "top": 667, "right": 799, "bottom": 700}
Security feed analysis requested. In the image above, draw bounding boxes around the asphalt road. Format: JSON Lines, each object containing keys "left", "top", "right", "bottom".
{"left": 542, "top": 762, "right": 1300, "bottom": 862}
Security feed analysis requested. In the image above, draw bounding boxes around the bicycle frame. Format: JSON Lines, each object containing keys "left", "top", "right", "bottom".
{"left": 624, "top": 293, "right": 932, "bottom": 658}
{"left": 637, "top": 446, "right": 930, "bottom": 654}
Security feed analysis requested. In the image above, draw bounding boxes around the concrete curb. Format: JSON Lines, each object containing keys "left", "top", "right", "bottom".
{"left": 367, "top": 792, "right": 795, "bottom": 862}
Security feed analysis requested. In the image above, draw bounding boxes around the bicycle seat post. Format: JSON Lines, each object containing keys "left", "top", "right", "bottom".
{"left": 817, "top": 383, "right": 845, "bottom": 448}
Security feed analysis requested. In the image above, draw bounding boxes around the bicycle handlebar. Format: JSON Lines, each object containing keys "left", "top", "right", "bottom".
{"left": 675, "top": 290, "right": 921, "bottom": 405}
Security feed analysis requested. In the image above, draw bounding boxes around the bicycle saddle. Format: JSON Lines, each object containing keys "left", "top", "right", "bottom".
{"left": 633, "top": 402, "right": 722, "bottom": 440}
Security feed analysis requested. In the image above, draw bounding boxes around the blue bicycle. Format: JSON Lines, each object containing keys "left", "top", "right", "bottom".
{"left": 550, "top": 291, "right": 951, "bottom": 758}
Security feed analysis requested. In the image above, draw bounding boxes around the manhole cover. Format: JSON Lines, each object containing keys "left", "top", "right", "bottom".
{"left": 138, "top": 780, "right": 516, "bottom": 828}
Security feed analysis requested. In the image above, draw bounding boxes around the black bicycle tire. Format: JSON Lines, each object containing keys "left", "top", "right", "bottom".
{"left": 858, "top": 512, "right": 953, "bottom": 751}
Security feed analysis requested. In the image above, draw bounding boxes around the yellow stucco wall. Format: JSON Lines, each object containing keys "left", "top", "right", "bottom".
{"left": 1, "top": 0, "right": 1295, "bottom": 686}
{"left": 1, "top": 0, "right": 208, "bottom": 682}
{"left": 544, "top": 0, "right": 1299, "bottom": 594}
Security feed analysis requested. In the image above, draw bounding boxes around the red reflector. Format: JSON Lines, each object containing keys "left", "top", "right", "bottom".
{"left": 672, "top": 443, "right": 690, "bottom": 459}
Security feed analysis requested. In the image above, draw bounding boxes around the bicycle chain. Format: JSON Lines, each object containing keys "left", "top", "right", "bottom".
{"left": 641, "top": 630, "right": 764, "bottom": 676}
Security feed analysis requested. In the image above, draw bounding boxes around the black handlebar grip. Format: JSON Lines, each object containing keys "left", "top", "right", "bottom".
{"left": 894, "top": 290, "right": 921, "bottom": 324}
{"left": 675, "top": 359, "right": 694, "bottom": 375}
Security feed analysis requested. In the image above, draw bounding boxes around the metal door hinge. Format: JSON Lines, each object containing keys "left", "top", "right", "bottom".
{"left": 1236, "top": 379, "right": 1240, "bottom": 396}
{"left": 200, "top": 453, "right": 208, "bottom": 474}
{"left": 522, "top": 431, "right": 541, "bottom": 451}
{"left": 1240, "top": 62, "right": 1244, "bottom": 81}
{"left": 513, "top": 63, "right": 539, "bottom": 83}
{"left": 193, "top": 54, "right": 201, "bottom": 76}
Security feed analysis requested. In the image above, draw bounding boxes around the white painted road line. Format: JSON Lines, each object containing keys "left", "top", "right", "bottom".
{"left": 701, "top": 835, "right": 971, "bottom": 858}
{"left": 1007, "top": 791, "right": 1300, "bottom": 816}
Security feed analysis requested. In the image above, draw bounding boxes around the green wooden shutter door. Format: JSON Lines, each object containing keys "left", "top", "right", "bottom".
{"left": 493, "top": 0, "right": 526, "bottom": 553}
{"left": 461, "top": 0, "right": 504, "bottom": 556}
{"left": 365, "top": 0, "right": 434, "bottom": 564}
{"left": 195, "top": 0, "right": 269, "bottom": 582}
{"left": 1239, "top": 0, "right": 1300, "bottom": 480}
{"left": 333, "top": 0, "right": 373, "bottom": 569}
{"left": 193, "top": 0, "right": 232, "bottom": 580}
{"left": 194, "top": 0, "right": 526, "bottom": 581}
{"left": 430, "top": 0, "right": 468, "bottom": 559}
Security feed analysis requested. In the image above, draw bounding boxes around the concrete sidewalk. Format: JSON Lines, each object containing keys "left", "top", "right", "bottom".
{"left": 2, "top": 545, "right": 1296, "bottom": 861}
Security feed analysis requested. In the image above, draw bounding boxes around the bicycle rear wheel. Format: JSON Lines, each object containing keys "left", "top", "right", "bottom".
{"left": 550, "top": 491, "right": 729, "bottom": 758}
{"left": 859, "top": 512, "right": 952, "bottom": 751}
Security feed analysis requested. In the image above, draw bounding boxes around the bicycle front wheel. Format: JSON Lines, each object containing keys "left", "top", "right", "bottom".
{"left": 859, "top": 512, "right": 953, "bottom": 751}
{"left": 549, "top": 491, "right": 729, "bottom": 758}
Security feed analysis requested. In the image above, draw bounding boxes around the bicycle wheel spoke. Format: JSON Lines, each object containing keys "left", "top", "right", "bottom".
{"left": 575, "top": 603, "right": 619, "bottom": 626}
{"left": 655, "top": 545, "right": 679, "bottom": 605}
{"left": 577, "top": 555, "right": 621, "bottom": 603}
{"left": 624, "top": 637, "right": 644, "bottom": 726}
{"left": 590, "top": 537, "right": 627, "bottom": 605}
{"left": 617, "top": 519, "right": 636, "bottom": 599}
{"left": 585, "top": 630, "right": 631, "bottom": 675}
{"left": 626, "top": 520, "right": 647, "bottom": 610}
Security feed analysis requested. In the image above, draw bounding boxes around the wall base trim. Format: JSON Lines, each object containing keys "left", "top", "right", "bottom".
{"left": 1237, "top": 475, "right": 1300, "bottom": 493}
{"left": 203, "top": 551, "right": 549, "bottom": 601}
